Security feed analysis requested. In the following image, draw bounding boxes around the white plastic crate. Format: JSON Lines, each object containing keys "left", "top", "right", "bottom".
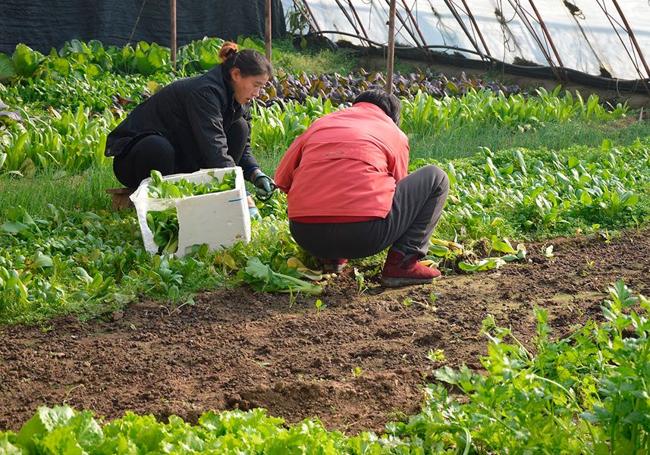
{"left": 130, "top": 167, "right": 251, "bottom": 258}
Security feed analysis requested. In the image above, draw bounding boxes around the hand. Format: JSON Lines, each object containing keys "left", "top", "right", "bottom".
{"left": 251, "top": 170, "right": 276, "bottom": 201}
{"left": 248, "top": 205, "right": 261, "bottom": 220}
{"left": 247, "top": 195, "right": 261, "bottom": 220}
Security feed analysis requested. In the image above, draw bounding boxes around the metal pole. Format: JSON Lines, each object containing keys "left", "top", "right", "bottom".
{"left": 506, "top": 0, "right": 561, "bottom": 80}
{"left": 611, "top": 0, "right": 650, "bottom": 80}
{"left": 384, "top": 0, "right": 423, "bottom": 48}
{"left": 347, "top": 0, "right": 370, "bottom": 43}
{"left": 528, "top": 0, "right": 565, "bottom": 77}
{"left": 400, "top": 0, "right": 428, "bottom": 48}
{"left": 441, "top": 0, "right": 486, "bottom": 61}
{"left": 386, "top": 0, "right": 396, "bottom": 94}
{"left": 459, "top": 0, "right": 492, "bottom": 58}
{"left": 265, "top": 0, "right": 272, "bottom": 61}
{"left": 334, "top": 0, "right": 363, "bottom": 38}
{"left": 301, "top": 0, "right": 322, "bottom": 33}
{"left": 170, "top": 0, "right": 177, "bottom": 70}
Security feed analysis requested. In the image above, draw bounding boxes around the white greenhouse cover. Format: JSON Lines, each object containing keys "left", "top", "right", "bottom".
{"left": 282, "top": 0, "right": 650, "bottom": 81}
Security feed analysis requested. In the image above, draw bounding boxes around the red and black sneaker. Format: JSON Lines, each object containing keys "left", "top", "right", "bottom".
{"left": 381, "top": 249, "right": 441, "bottom": 287}
{"left": 319, "top": 258, "right": 349, "bottom": 273}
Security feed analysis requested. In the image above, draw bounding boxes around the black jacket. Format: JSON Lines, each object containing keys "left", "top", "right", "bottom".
{"left": 105, "top": 65, "right": 259, "bottom": 179}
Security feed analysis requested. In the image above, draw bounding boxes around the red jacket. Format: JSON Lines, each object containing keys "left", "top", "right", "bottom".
{"left": 274, "top": 102, "right": 409, "bottom": 221}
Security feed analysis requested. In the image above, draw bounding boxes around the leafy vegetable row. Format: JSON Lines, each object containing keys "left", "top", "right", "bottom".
{"left": 1, "top": 37, "right": 522, "bottom": 109}
{"left": 1, "top": 140, "right": 647, "bottom": 324}
{"left": 1, "top": 89, "right": 626, "bottom": 176}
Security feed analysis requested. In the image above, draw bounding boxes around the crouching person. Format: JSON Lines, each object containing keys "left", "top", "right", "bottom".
{"left": 274, "top": 90, "right": 449, "bottom": 287}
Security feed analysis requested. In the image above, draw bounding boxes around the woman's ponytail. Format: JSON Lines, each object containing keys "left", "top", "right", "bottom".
{"left": 219, "top": 41, "right": 239, "bottom": 62}
{"left": 219, "top": 41, "right": 272, "bottom": 78}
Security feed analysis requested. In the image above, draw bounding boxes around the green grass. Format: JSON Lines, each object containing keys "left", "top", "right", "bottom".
{"left": 271, "top": 38, "right": 359, "bottom": 75}
{"left": 409, "top": 117, "right": 650, "bottom": 161}
{"left": 0, "top": 165, "right": 117, "bottom": 219}
{"left": 269, "top": 38, "right": 425, "bottom": 75}
{"left": 257, "top": 116, "right": 650, "bottom": 176}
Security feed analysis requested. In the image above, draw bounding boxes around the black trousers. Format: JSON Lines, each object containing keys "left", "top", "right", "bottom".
{"left": 113, "top": 118, "right": 249, "bottom": 188}
{"left": 290, "top": 165, "right": 449, "bottom": 259}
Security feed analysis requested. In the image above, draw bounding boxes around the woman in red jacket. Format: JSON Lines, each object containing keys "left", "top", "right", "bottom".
{"left": 275, "top": 90, "right": 449, "bottom": 287}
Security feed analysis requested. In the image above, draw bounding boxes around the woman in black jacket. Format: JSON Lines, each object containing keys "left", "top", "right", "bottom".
{"left": 105, "top": 42, "right": 275, "bottom": 198}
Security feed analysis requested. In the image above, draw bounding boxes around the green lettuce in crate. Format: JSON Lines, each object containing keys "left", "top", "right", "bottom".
{"left": 147, "top": 169, "right": 236, "bottom": 198}
{"left": 145, "top": 170, "right": 237, "bottom": 254}
{"left": 146, "top": 208, "right": 179, "bottom": 254}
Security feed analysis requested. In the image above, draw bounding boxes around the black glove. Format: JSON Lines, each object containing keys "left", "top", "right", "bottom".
{"left": 251, "top": 169, "right": 276, "bottom": 200}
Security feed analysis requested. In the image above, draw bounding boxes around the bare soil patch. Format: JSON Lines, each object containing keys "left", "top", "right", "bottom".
{"left": 1, "top": 229, "right": 648, "bottom": 433}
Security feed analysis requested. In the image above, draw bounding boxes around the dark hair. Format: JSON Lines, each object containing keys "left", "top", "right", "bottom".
{"left": 219, "top": 41, "right": 273, "bottom": 77}
{"left": 353, "top": 89, "right": 401, "bottom": 124}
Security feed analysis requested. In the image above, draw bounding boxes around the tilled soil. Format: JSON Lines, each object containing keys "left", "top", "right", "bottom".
{"left": 1, "top": 229, "right": 648, "bottom": 433}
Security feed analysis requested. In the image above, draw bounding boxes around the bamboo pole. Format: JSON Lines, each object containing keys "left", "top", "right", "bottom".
{"left": 386, "top": 0, "right": 396, "bottom": 94}
{"left": 265, "top": 0, "right": 272, "bottom": 61}
{"left": 309, "top": 30, "right": 487, "bottom": 56}
{"left": 506, "top": 0, "right": 561, "bottom": 80}
{"left": 301, "top": 0, "right": 322, "bottom": 33}
{"left": 334, "top": 0, "right": 363, "bottom": 38}
{"left": 170, "top": 0, "right": 177, "bottom": 69}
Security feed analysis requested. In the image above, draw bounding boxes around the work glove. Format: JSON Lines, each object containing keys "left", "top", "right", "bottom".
{"left": 251, "top": 169, "right": 276, "bottom": 201}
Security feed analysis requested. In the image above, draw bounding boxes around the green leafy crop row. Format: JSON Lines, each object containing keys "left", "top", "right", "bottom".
{"left": 0, "top": 105, "right": 118, "bottom": 175}
{"left": 1, "top": 140, "right": 647, "bottom": 324}
{"left": 1, "top": 88, "right": 626, "bottom": 176}
{"left": 1, "top": 37, "right": 523, "bottom": 112}
{"left": 0, "top": 38, "right": 227, "bottom": 82}
{"left": 428, "top": 138, "right": 650, "bottom": 241}
{"left": 401, "top": 86, "right": 626, "bottom": 136}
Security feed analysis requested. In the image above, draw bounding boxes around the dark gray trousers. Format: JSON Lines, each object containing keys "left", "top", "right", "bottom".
{"left": 290, "top": 165, "right": 449, "bottom": 259}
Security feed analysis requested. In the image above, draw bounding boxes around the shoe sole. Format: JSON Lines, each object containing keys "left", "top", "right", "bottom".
{"left": 381, "top": 276, "right": 440, "bottom": 288}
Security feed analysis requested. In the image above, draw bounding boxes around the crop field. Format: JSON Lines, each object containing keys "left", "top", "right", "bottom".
{"left": 0, "top": 37, "right": 649, "bottom": 453}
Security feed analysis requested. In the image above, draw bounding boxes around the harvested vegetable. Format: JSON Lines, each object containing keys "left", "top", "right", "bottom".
{"left": 146, "top": 170, "right": 237, "bottom": 254}
{"left": 147, "top": 170, "right": 236, "bottom": 199}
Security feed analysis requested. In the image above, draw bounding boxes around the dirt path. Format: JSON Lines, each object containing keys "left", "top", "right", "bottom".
{"left": 1, "top": 229, "right": 648, "bottom": 433}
